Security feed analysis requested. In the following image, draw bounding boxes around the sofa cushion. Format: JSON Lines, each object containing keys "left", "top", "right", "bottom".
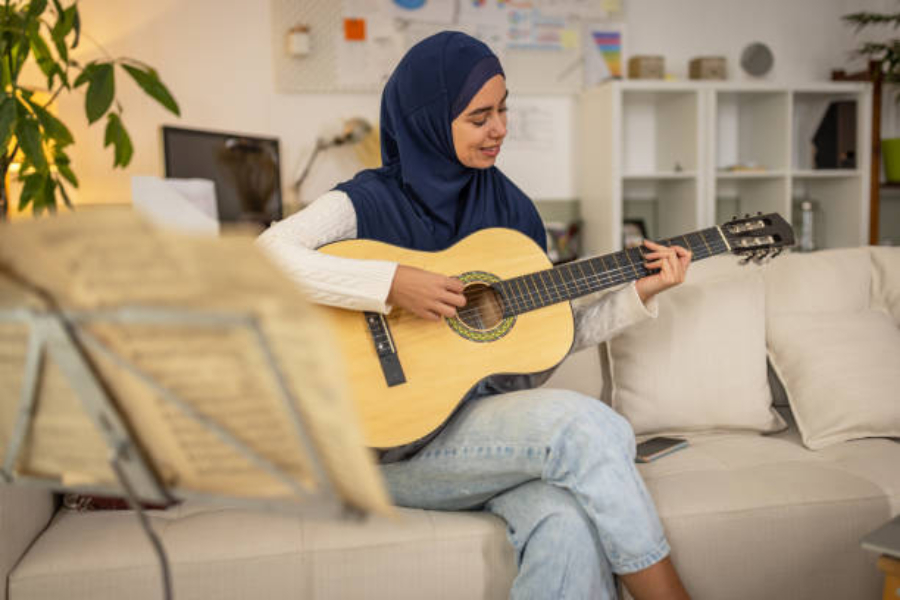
{"left": 768, "top": 310, "right": 900, "bottom": 449}
{"left": 9, "top": 503, "right": 516, "bottom": 600}
{"left": 871, "top": 246, "right": 900, "bottom": 323}
{"left": 638, "top": 430, "right": 900, "bottom": 600}
{"left": 607, "top": 255, "right": 784, "bottom": 436}
{"left": 765, "top": 247, "right": 900, "bottom": 450}
{"left": 0, "top": 485, "right": 56, "bottom": 600}
{"left": 764, "top": 247, "right": 871, "bottom": 315}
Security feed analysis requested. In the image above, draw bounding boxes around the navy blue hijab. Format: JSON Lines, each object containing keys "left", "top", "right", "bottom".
{"left": 334, "top": 31, "right": 546, "bottom": 252}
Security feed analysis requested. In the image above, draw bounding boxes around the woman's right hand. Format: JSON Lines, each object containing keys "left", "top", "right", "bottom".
{"left": 387, "top": 265, "right": 466, "bottom": 321}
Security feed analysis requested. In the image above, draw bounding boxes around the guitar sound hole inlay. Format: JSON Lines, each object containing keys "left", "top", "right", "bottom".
{"left": 459, "top": 283, "right": 504, "bottom": 331}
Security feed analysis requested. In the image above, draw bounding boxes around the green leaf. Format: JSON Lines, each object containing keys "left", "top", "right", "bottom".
{"left": 56, "top": 176, "right": 72, "bottom": 208}
{"left": 50, "top": 1, "right": 76, "bottom": 63}
{"left": 53, "top": 148, "right": 78, "bottom": 187}
{"left": 18, "top": 173, "right": 43, "bottom": 211}
{"left": 121, "top": 63, "right": 180, "bottom": 116}
{"left": 26, "top": 97, "right": 74, "bottom": 147}
{"left": 0, "top": 96, "right": 17, "bottom": 152}
{"left": 104, "top": 112, "right": 133, "bottom": 167}
{"left": 57, "top": 162, "right": 78, "bottom": 187}
{"left": 85, "top": 62, "right": 114, "bottom": 124}
{"left": 71, "top": 6, "right": 80, "bottom": 49}
{"left": 9, "top": 33, "right": 31, "bottom": 82}
{"left": 14, "top": 117, "right": 47, "bottom": 171}
{"left": 74, "top": 62, "right": 97, "bottom": 88}
{"left": 28, "top": 29, "right": 58, "bottom": 88}
{"left": 25, "top": 0, "right": 48, "bottom": 20}
{"left": 41, "top": 174, "right": 56, "bottom": 212}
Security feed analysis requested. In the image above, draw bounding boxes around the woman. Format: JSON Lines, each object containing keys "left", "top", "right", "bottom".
{"left": 258, "top": 31, "right": 691, "bottom": 600}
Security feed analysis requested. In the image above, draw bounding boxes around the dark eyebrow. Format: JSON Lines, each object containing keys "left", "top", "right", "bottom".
{"left": 465, "top": 90, "right": 509, "bottom": 118}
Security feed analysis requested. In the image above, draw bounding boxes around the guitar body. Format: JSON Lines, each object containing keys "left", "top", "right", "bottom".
{"left": 319, "top": 228, "right": 574, "bottom": 449}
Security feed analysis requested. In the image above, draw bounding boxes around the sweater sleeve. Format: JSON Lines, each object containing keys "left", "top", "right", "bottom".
{"left": 255, "top": 190, "right": 398, "bottom": 313}
{"left": 570, "top": 281, "right": 658, "bottom": 353}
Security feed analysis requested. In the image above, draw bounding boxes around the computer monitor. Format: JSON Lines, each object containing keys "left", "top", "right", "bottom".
{"left": 162, "top": 126, "right": 282, "bottom": 227}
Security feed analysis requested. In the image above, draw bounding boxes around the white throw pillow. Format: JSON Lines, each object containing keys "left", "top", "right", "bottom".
{"left": 607, "top": 256, "right": 785, "bottom": 436}
{"left": 768, "top": 311, "right": 900, "bottom": 449}
{"left": 764, "top": 247, "right": 870, "bottom": 315}
{"left": 764, "top": 247, "right": 900, "bottom": 449}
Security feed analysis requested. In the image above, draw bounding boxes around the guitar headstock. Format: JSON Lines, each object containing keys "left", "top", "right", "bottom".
{"left": 720, "top": 213, "right": 795, "bottom": 264}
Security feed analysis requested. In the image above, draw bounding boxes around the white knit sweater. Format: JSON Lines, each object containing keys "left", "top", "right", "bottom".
{"left": 256, "top": 190, "right": 657, "bottom": 355}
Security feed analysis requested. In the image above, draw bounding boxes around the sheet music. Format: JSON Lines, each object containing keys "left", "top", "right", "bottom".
{"left": 0, "top": 209, "right": 390, "bottom": 513}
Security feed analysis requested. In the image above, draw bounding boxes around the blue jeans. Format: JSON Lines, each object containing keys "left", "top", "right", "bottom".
{"left": 381, "top": 388, "right": 670, "bottom": 600}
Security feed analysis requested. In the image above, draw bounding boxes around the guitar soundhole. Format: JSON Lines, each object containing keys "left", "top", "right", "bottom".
{"left": 459, "top": 283, "right": 504, "bottom": 331}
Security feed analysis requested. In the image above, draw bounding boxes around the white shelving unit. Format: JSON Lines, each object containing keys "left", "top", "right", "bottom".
{"left": 578, "top": 81, "right": 871, "bottom": 254}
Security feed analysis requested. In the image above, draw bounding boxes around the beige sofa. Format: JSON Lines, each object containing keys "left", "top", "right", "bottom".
{"left": 2, "top": 246, "right": 899, "bottom": 600}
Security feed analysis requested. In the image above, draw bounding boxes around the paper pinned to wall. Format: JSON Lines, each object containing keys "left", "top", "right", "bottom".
{"left": 458, "top": 0, "right": 509, "bottom": 26}
{"left": 583, "top": 23, "right": 624, "bottom": 86}
{"left": 498, "top": 96, "right": 575, "bottom": 200}
{"left": 386, "top": 0, "right": 455, "bottom": 24}
{"left": 540, "top": 0, "right": 607, "bottom": 20}
{"left": 506, "top": 103, "right": 556, "bottom": 152}
{"left": 337, "top": 2, "right": 404, "bottom": 88}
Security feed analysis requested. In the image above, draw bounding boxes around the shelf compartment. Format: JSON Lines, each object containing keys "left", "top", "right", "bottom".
{"left": 715, "top": 91, "right": 789, "bottom": 172}
{"left": 715, "top": 176, "right": 790, "bottom": 226}
{"left": 791, "top": 177, "right": 864, "bottom": 249}
{"left": 623, "top": 178, "right": 700, "bottom": 242}
{"left": 622, "top": 90, "right": 699, "bottom": 176}
{"left": 792, "top": 92, "right": 859, "bottom": 171}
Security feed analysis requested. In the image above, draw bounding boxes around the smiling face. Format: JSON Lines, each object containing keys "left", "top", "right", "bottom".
{"left": 451, "top": 74, "right": 508, "bottom": 169}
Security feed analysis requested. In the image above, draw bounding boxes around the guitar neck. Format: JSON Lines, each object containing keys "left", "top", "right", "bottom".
{"left": 496, "top": 226, "right": 729, "bottom": 317}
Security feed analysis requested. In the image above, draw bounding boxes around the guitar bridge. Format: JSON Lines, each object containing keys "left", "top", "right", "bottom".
{"left": 364, "top": 311, "right": 406, "bottom": 387}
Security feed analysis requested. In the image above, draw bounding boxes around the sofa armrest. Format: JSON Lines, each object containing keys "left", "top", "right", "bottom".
{"left": 0, "top": 485, "right": 56, "bottom": 600}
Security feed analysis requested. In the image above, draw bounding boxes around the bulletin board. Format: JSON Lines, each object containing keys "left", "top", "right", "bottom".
{"left": 270, "top": 0, "right": 624, "bottom": 95}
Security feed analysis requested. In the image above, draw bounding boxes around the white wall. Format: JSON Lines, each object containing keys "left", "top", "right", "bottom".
{"left": 43, "top": 0, "right": 877, "bottom": 210}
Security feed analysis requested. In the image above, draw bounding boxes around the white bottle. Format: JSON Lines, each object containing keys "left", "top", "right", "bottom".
{"left": 799, "top": 200, "right": 815, "bottom": 252}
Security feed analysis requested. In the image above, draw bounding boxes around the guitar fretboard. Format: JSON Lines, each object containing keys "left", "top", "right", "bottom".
{"left": 495, "top": 227, "right": 728, "bottom": 317}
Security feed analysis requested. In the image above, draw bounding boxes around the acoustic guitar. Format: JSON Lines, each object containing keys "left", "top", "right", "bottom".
{"left": 319, "top": 213, "right": 794, "bottom": 450}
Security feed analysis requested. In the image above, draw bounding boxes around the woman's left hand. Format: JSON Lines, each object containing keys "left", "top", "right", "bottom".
{"left": 634, "top": 240, "right": 692, "bottom": 305}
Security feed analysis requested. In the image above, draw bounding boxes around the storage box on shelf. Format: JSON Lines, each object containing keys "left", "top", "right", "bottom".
{"left": 578, "top": 81, "right": 871, "bottom": 254}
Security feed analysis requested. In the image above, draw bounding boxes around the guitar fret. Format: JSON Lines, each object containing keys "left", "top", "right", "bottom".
{"left": 608, "top": 253, "right": 622, "bottom": 286}
{"left": 540, "top": 271, "right": 555, "bottom": 305}
{"left": 628, "top": 247, "right": 647, "bottom": 279}
{"left": 553, "top": 268, "right": 568, "bottom": 300}
{"left": 585, "top": 258, "right": 599, "bottom": 294}
{"left": 512, "top": 276, "right": 526, "bottom": 312}
{"left": 695, "top": 231, "right": 712, "bottom": 257}
{"left": 525, "top": 273, "right": 544, "bottom": 308}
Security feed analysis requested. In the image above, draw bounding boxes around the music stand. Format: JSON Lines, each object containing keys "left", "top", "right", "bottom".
{"left": 0, "top": 209, "right": 390, "bottom": 599}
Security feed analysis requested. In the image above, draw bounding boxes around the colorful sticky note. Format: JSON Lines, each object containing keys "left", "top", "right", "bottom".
{"left": 344, "top": 18, "right": 366, "bottom": 41}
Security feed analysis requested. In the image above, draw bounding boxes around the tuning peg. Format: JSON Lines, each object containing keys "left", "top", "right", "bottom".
{"left": 771, "top": 248, "right": 783, "bottom": 259}
{"left": 744, "top": 213, "right": 750, "bottom": 218}
{"left": 739, "top": 252, "right": 754, "bottom": 265}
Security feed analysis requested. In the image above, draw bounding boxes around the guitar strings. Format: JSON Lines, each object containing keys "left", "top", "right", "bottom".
{"left": 393, "top": 239, "right": 727, "bottom": 325}
{"left": 385, "top": 240, "right": 728, "bottom": 326}
{"left": 450, "top": 240, "right": 727, "bottom": 320}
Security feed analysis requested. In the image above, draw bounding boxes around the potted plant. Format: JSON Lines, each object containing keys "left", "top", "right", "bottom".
{"left": 844, "top": 8, "right": 900, "bottom": 181}
{"left": 0, "top": 0, "right": 179, "bottom": 219}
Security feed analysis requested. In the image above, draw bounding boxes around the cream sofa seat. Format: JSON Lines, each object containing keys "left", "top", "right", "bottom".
{"left": 639, "top": 424, "right": 900, "bottom": 600}
{"left": 8, "top": 501, "right": 515, "bottom": 600}
{"left": 6, "top": 419, "right": 899, "bottom": 600}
